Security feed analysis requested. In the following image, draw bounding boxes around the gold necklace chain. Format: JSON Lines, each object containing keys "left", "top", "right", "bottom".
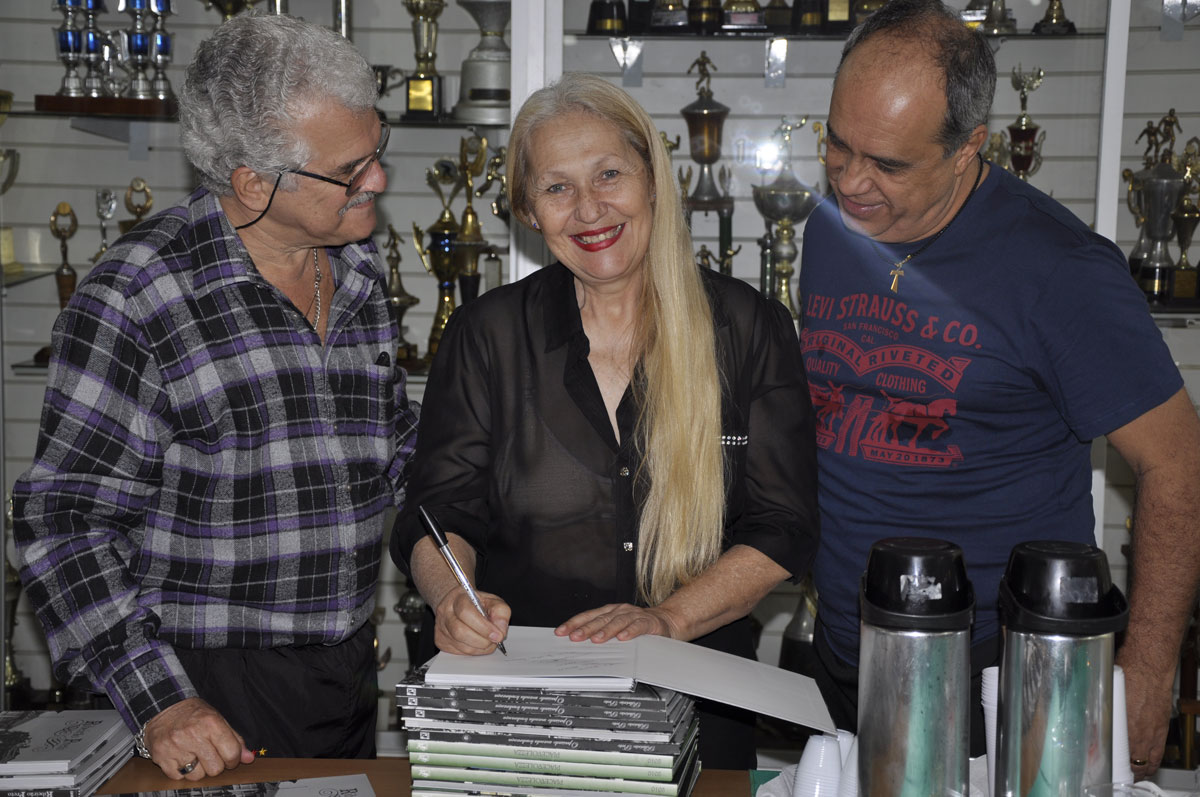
{"left": 870, "top": 154, "right": 984, "bottom": 294}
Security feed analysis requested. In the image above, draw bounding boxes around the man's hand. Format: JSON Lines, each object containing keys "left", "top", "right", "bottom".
{"left": 1119, "top": 652, "right": 1176, "bottom": 777}
{"left": 142, "top": 698, "right": 256, "bottom": 780}
{"left": 433, "top": 585, "right": 511, "bottom": 655}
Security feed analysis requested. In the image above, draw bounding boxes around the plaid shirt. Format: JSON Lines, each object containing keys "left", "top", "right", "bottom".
{"left": 12, "top": 188, "right": 419, "bottom": 731}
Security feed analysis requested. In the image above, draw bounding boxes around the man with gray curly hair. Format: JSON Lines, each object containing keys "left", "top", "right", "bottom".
{"left": 13, "top": 13, "right": 417, "bottom": 781}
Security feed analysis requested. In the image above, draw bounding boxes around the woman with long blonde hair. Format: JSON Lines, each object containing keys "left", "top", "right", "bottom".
{"left": 393, "top": 72, "right": 818, "bottom": 768}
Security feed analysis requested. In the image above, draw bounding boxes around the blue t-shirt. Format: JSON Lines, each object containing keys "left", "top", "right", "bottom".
{"left": 798, "top": 163, "right": 1182, "bottom": 664}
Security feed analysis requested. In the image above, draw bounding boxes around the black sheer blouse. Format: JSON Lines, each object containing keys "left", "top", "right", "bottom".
{"left": 391, "top": 263, "right": 819, "bottom": 640}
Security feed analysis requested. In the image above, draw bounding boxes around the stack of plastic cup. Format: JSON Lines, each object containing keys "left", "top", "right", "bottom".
{"left": 982, "top": 665, "right": 999, "bottom": 796}
{"left": 1112, "top": 665, "right": 1135, "bottom": 785}
{"left": 836, "top": 735, "right": 859, "bottom": 797}
{"left": 793, "top": 733, "right": 842, "bottom": 797}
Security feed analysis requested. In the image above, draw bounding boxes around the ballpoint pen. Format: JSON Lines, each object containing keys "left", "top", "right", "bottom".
{"left": 418, "top": 505, "right": 508, "bottom": 655}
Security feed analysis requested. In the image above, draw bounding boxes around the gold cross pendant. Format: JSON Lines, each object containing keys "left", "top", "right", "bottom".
{"left": 889, "top": 264, "right": 905, "bottom": 293}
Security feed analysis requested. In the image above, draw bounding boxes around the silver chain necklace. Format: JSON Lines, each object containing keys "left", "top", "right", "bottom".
{"left": 311, "top": 247, "right": 322, "bottom": 329}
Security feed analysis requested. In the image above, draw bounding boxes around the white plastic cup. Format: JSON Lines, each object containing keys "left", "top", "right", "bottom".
{"left": 793, "top": 733, "right": 842, "bottom": 797}
{"left": 981, "top": 665, "right": 999, "bottom": 797}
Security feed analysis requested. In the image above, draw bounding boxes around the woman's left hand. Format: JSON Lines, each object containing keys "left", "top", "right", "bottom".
{"left": 555, "top": 604, "right": 679, "bottom": 643}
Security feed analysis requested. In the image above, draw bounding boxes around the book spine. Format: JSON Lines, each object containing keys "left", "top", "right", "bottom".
{"left": 0, "top": 790, "right": 82, "bottom": 797}
{"left": 406, "top": 738, "right": 674, "bottom": 768}
{"left": 410, "top": 765, "right": 682, "bottom": 796}
{"left": 407, "top": 751, "right": 674, "bottom": 781}
{"left": 399, "top": 695, "right": 676, "bottom": 722}
{"left": 401, "top": 708, "right": 678, "bottom": 733}
{"left": 408, "top": 728, "right": 686, "bottom": 756}
{"left": 398, "top": 683, "right": 675, "bottom": 710}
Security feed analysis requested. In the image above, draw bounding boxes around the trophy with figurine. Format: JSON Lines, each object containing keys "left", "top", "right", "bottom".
{"left": 752, "top": 118, "right": 820, "bottom": 320}
{"left": 411, "top": 160, "right": 462, "bottom": 367}
{"left": 679, "top": 52, "right": 735, "bottom": 272}
{"left": 453, "top": 133, "right": 491, "bottom": 304}
{"left": 384, "top": 224, "right": 422, "bottom": 370}
{"left": 994, "top": 65, "right": 1046, "bottom": 182}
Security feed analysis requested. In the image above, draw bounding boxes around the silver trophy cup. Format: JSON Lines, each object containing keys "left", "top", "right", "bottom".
{"left": 453, "top": 1, "right": 511, "bottom": 126}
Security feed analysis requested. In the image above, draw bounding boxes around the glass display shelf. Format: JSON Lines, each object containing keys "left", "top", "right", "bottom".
{"left": 565, "top": 29, "right": 1106, "bottom": 41}
{"left": 1, "top": 264, "right": 57, "bottom": 291}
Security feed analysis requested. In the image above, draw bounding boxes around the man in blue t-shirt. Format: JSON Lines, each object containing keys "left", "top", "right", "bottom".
{"left": 798, "top": 0, "right": 1200, "bottom": 777}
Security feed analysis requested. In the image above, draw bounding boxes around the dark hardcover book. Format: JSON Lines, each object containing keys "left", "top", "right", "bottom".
{"left": 407, "top": 717, "right": 699, "bottom": 757}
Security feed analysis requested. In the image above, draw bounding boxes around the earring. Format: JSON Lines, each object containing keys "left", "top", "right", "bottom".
{"left": 531, "top": 219, "right": 540, "bottom": 230}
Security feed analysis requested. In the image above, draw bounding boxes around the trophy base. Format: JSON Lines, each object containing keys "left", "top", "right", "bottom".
{"left": 459, "top": 272, "right": 482, "bottom": 304}
{"left": 453, "top": 60, "right": 510, "bottom": 126}
{"left": 1168, "top": 267, "right": 1199, "bottom": 307}
{"left": 649, "top": 9, "right": 690, "bottom": 33}
{"left": 1, "top": 227, "right": 23, "bottom": 277}
{"left": 1032, "top": 18, "right": 1076, "bottom": 35}
{"left": 722, "top": 11, "right": 768, "bottom": 33}
{"left": 403, "top": 76, "right": 444, "bottom": 122}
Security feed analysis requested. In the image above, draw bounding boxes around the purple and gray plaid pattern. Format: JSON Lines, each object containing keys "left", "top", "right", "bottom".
{"left": 13, "top": 188, "right": 419, "bottom": 731}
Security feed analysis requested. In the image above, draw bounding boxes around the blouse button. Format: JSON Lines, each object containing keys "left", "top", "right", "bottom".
{"left": 618, "top": 466, "right": 630, "bottom": 477}
{"left": 623, "top": 542, "right": 633, "bottom": 552}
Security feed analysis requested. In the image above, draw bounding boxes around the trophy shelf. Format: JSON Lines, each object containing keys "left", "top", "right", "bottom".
{"left": 31, "top": 94, "right": 178, "bottom": 119}
{"left": 565, "top": 30, "right": 1105, "bottom": 41}
{"left": 1, "top": 265, "right": 58, "bottom": 292}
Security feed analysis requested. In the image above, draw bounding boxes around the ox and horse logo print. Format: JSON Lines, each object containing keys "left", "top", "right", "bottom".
{"left": 803, "top": 291, "right": 981, "bottom": 468}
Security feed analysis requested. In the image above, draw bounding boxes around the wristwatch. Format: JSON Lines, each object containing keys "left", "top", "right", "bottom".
{"left": 134, "top": 727, "right": 152, "bottom": 759}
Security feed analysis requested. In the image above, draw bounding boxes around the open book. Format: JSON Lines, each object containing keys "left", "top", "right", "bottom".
{"left": 422, "top": 626, "right": 834, "bottom": 733}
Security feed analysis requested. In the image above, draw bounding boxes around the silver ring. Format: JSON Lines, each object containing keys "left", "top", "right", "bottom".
{"left": 179, "top": 759, "right": 199, "bottom": 775}
{"left": 1131, "top": 757, "right": 1148, "bottom": 767}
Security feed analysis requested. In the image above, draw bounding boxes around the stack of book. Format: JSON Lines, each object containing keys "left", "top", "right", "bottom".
{"left": 399, "top": 671, "right": 701, "bottom": 797}
{"left": 0, "top": 710, "right": 133, "bottom": 796}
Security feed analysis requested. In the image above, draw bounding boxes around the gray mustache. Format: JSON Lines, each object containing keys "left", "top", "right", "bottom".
{"left": 340, "top": 191, "right": 377, "bottom": 217}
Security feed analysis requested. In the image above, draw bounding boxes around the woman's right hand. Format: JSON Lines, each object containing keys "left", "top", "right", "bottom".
{"left": 433, "top": 586, "right": 512, "bottom": 655}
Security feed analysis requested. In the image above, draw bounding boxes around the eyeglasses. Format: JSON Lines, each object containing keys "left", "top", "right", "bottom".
{"left": 287, "top": 120, "right": 390, "bottom": 196}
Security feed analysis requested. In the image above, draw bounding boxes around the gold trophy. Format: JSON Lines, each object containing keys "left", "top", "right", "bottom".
{"left": 1032, "top": 0, "right": 1075, "bottom": 35}
{"left": 383, "top": 224, "right": 421, "bottom": 370}
{"left": 981, "top": 0, "right": 1017, "bottom": 35}
{"left": 34, "top": 203, "right": 80, "bottom": 365}
{"left": 475, "top": 145, "right": 509, "bottom": 226}
{"left": 751, "top": 118, "right": 820, "bottom": 320}
{"left": 402, "top": 0, "right": 446, "bottom": 121}
{"left": 411, "top": 161, "right": 462, "bottom": 367}
{"left": 1168, "top": 138, "right": 1200, "bottom": 305}
{"left": 119, "top": 177, "right": 153, "bottom": 234}
{"left": 199, "top": 0, "right": 261, "bottom": 20}
{"left": 0, "top": 89, "right": 21, "bottom": 278}
{"left": 454, "top": 134, "right": 490, "bottom": 304}
{"left": 999, "top": 66, "right": 1046, "bottom": 182}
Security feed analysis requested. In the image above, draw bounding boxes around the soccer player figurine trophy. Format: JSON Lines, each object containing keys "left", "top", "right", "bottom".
{"left": 384, "top": 224, "right": 422, "bottom": 370}
{"left": 679, "top": 52, "right": 735, "bottom": 271}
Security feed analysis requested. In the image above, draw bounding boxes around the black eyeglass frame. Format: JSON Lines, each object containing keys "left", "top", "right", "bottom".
{"left": 286, "top": 120, "right": 391, "bottom": 197}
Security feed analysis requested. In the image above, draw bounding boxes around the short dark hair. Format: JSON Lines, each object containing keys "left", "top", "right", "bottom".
{"left": 837, "top": 0, "right": 996, "bottom": 156}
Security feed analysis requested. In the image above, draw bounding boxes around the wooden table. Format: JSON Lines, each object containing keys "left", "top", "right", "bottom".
{"left": 98, "top": 757, "right": 750, "bottom": 796}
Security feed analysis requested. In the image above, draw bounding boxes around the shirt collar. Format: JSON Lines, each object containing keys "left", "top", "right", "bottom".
{"left": 542, "top": 263, "right": 585, "bottom": 353}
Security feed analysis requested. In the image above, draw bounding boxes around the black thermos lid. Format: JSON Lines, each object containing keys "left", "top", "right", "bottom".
{"left": 860, "top": 537, "right": 975, "bottom": 632}
{"left": 999, "top": 540, "right": 1129, "bottom": 636}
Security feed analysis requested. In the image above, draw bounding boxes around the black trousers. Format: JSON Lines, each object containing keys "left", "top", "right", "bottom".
{"left": 175, "top": 621, "right": 378, "bottom": 759}
{"left": 810, "top": 619, "right": 1000, "bottom": 758}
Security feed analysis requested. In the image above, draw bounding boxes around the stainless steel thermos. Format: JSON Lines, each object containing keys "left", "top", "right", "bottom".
{"left": 994, "top": 541, "right": 1129, "bottom": 797}
{"left": 858, "top": 537, "right": 975, "bottom": 797}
